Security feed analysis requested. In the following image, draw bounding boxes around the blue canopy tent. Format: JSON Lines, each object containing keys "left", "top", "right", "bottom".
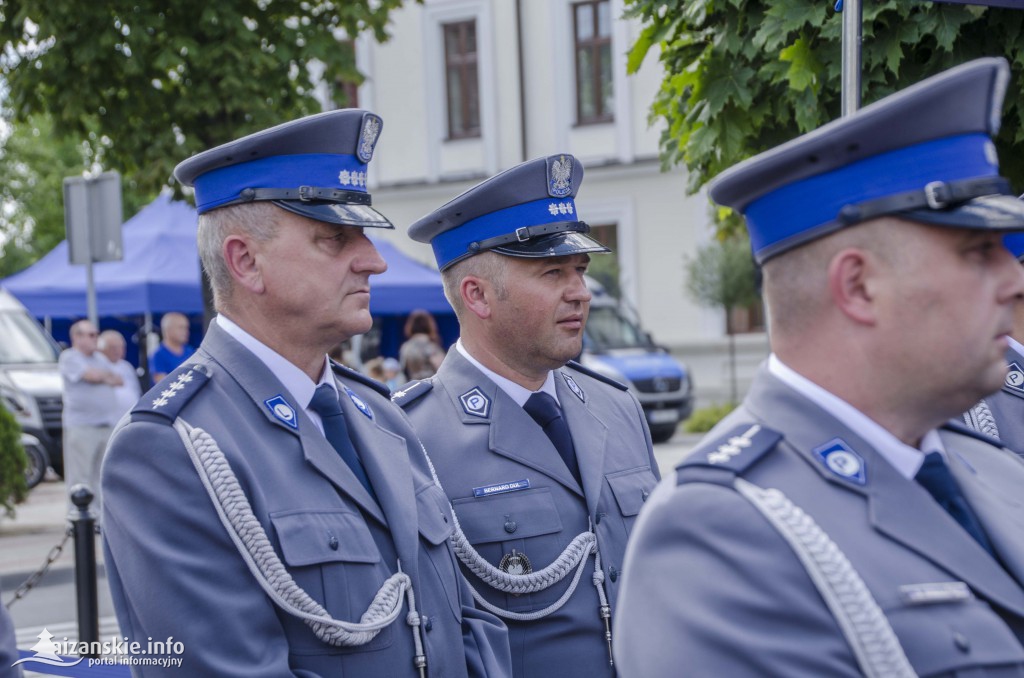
{"left": 2, "top": 194, "right": 455, "bottom": 369}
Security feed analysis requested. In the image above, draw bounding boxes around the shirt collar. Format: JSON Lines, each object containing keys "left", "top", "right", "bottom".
{"left": 456, "top": 339, "right": 558, "bottom": 407}
{"left": 1009, "top": 335, "right": 1024, "bottom": 356}
{"left": 215, "top": 314, "right": 334, "bottom": 413}
{"left": 768, "top": 354, "right": 943, "bottom": 479}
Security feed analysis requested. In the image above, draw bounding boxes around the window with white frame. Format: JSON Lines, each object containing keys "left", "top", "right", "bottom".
{"left": 443, "top": 20, "right": 481, "bottom": 139}
{"left": 573, "top": 0, "right": 613, "bottom": 125}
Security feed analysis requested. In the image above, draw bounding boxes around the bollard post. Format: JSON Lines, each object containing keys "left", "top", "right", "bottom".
{"left": 70, "top": 484, "right": 100, "bottom": 658}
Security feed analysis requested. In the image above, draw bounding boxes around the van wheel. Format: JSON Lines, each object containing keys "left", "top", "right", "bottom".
{"left": 650, "top": 423, "right": 678, "bottom": 444}
{"left": 23, "top": 444, "right": 48, "bottom": 489}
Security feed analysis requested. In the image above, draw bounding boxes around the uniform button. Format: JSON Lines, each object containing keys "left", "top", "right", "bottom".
{"left": 327, "top": 534, "right": 339, "bottom": 551}
{"left": 642, "top": 489, "right": 650, "bottom": 502}
{"left": 595, "top": 512, "right": 606, "bottom": 525}
{"left": 953, "top": 632, "right": 970, "bottom": 653}
{"left": 609, "top": 567, "right": 618, "bottom": 582}
{"left": 504, "top": 520, "right": 518, "bottom": 534}
{"left": 424, "top": 617, "right": 433, "bottom": 632}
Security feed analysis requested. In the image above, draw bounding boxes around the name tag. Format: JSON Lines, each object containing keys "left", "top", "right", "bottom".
{"left": 473, "top": 479, "right": 531, "bottom": 498}
{"left": 899, "top": 582, "right": 973, "bottom": 605}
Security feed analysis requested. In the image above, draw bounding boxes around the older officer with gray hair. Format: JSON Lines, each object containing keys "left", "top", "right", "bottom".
{"left": 615, "top": 57, "right": 1024, "bottom": 676}
{"left": 394, "top": 155, "right": 660, "bottom": 677}
{"left": 101, "top": 109, "right": 511, "bottom": 677}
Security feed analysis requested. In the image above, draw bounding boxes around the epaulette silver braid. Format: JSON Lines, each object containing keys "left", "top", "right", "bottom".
{"left": 173, "top": 419, "right": 428, "bottom": 671}
{"left": 734, "top": 478, "right": 917, "bottom": 678}
{"left": 963, "top": 400, "right": 999, "bottom": 439}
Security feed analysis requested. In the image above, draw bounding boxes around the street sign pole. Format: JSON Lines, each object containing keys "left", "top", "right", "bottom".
{"left": 841, "top": 0, "right": 863, "bottom": 116}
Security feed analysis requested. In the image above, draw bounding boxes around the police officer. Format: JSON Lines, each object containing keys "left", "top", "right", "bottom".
{"left": 963, "top": 231, "right": 1024, "bottom": 456}
{"left": 101, "top": 109, "right": 511, "bottom": 677}
{"left": 394, "top": 154, "right": 660, "bottom": 677}
{"left": 615, "top": 58, "right": 1024, "bottom": 676}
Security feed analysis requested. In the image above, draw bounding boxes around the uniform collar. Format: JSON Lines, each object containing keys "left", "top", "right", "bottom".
{"left": 1009, "top": 335, "right": 1024, "bottom": 356}
{"left": 768, "top": 354, "right": 944, "bottom": 479}
{"left": 215, "top": 314, "right": 335, "bottom": 432}
{"left": 455, "top": 338, "right": 558, "bottom": 406}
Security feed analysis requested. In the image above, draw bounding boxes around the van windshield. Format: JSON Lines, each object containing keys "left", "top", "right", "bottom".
{"left": 585, "top": 306, "right": 654, "bottom": 351}
{"left": 0, "top": 311, "right": 59, "bottom": 364}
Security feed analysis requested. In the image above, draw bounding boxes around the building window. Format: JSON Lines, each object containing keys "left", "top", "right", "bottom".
{"left": 587, "top": 223, "right": 621, "bottom": 297}
{"left": 573, "top": 0, "right": 613, "bottom": 125}
{"left": 443, "top": 20, "right": 481, "bottom": 139}
{"left": 335, "top": 41, "right": 360, "bottom": 109}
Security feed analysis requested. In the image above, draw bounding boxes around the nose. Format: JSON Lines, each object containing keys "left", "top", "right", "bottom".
{"left": 566, "top": 270, "right": 592, "bottom": 303}
{"left": 353, "top": 233, "right": 388, "bottom": 275}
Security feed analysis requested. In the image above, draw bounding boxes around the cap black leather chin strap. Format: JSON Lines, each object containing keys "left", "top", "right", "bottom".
{"left": 225, "top": 186, "right": 374, "bottom": 208}
{"left": 467, "top": 220, "right": 591, "bottom": 254}
{"left": 836, "top": 176, "right": 1011, "bottom": 226}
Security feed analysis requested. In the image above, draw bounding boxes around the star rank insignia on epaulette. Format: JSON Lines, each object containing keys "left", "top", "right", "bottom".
{"left": 132, "top": 363, "right": 212, "bottom": 423}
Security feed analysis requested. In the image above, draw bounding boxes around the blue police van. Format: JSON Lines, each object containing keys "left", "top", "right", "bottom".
{"left": 579, "top": 278, "right": 693, "bottom": 443}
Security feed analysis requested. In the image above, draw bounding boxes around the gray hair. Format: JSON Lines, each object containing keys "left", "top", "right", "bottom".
{"left": 197, "top": 202, "right": 281, "bottom": 311}
{"left": 440, "top": 252, "right": 509, "bottom": 317}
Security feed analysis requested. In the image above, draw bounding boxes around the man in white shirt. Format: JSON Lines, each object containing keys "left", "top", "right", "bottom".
{"left": 98, "top": 330, "right": 141, "bottom": 417}
{"left": 615, "top": 58, "right": 1024, "bottom": 677}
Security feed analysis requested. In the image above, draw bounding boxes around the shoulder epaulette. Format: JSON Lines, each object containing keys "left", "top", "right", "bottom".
{"left": 131, "top": 362, "right": 211, "bottom": 423}
{"left": 942, "top": 417, "right": 1003, "bottom": 447}
{"left": 675, "top": 422, "right": 782, "bottom": 485}
{"left": 331, "top": 360, "right": 391, "bottom": 398}
{"left": 391, "top": 380, "right": 433, "bottom": 408}
{"left": 564, "top": 360, "right": 628, "bottom": 391}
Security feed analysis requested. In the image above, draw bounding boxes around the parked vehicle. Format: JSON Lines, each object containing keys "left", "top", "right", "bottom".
{"left": 0, "top": 289, "right": 64, "bottom": 481}
{"left": 581, "top": 278, "right": 693, "bottom": 443}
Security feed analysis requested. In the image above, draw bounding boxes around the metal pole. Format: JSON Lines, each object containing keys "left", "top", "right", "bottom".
{"left": 85, "top": 259, "right": 98, "bottom": 328}
{"left": 841, "top": 0, "right": 863, "bottom": 116}
{"left": 70, "top": 484, "right": 100, "bottom": 658}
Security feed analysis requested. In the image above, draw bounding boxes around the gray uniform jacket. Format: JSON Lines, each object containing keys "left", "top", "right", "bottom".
{"left": 396, "top": 349, "right": 660, "bottom": 678}
{"left": 615, "top": 366, "right": 1024, "bottom": 677}
{"left": 963, "top": 345, "right": 1024, "bottom": 458}
{"left": 101, "top": 322, "right": 511, "bottom": 677}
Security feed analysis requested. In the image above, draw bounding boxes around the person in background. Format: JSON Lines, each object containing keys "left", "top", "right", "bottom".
{"left": 148, "top": 312, "right": 195, "bottom": 383}
{"left": 382, "top": 357, "right": 404, "bottom": 392}
{"left": 59, "top": 319, "right": 121, "bottom": 519}
{"left": 99, "top": 330, "right": 141, "bottom": 417}
{"left": 399, "top": 309, "right": 444, "bottom": 380}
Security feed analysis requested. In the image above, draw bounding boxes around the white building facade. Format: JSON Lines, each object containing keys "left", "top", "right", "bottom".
{"left": 353, "top": 0, "right": 768, "bottom": 405}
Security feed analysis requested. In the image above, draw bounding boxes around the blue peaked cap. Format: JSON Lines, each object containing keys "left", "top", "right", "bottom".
{"left": 709, "top": 58, "right": 1024, "bottom": 264}
{"left": 408, "top": 154, "right": 610, "bottom": 270}
{"left": 173, "top": 109, "right": 393, "bottom": 229}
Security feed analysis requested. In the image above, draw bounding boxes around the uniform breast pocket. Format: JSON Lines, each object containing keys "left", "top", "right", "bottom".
{"left": 606, "top": 466, "right": 659, "bottom": 535}
{"left": 414, "top": 483, "right": 461, "bottom": 620}
{"left": 452, "top": 488, "right": 567, "bottom": 610}
{"left": 885, "top": 586, "right": 1024, "bottom": 676}
{"left": 271, "top": 508, "right": 393, "bottom": 654}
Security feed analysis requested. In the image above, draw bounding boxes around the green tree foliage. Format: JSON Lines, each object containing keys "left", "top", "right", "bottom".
{"left": 0, "top": 404, "right": 28, "bottom": 518}
{"left": 625, "top": 0, "right": 1024, "bottom": 234}
{"left": 0, "top": 1, "right": 408, "bottom": 199}
{"left": 0, "top": 114, "right": 155, "bottom": 277}
{"left": 685, "top": 233, "right": 759, "bottom": 401}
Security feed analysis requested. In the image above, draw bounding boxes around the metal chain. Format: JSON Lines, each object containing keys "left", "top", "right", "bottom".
{"left": 4, "top": 526, "right": 73, "bottom": 608}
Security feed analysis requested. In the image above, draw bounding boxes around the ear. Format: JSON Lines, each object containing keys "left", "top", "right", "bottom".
{"left": 223, "top": 234, "right": 265, "bottom": 295}
{"left": 827, "top": 247, "right": 880, "bottom": 326}
{"left": 460, "top": 275, "right": 493, "bottom": 320}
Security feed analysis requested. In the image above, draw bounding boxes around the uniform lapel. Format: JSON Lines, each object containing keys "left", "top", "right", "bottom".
{"left": 944, "top": 430, "right": 1024, "bottom": 591}
{"left": 334, "top": 379, "right": 419, "bottom": 579}
{"left": 437, "top": 351, "right": 583, "bottom": 495}
{"left": 202, "top": 323, "right": 385, "bottom": 523}
{"left": 745, "top": 368, "right": 1024, "bottom": 617}
{"left": 555, "top": 368, "right": 608, "bottom": 514}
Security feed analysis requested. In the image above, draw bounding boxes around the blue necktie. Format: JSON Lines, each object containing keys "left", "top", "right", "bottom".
{"left": 915, "top": 452, "right": 994, "bottom": 556}
{"left": 309, "top": 384, "right": 376, "bottom": 501}
{"left": 524, "top": 391, "right": 582, "bottom": 486}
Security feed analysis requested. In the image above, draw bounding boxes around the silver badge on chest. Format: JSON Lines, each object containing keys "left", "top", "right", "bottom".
{"left": 499, "top": 549, "right": 533, "bottom": 577}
